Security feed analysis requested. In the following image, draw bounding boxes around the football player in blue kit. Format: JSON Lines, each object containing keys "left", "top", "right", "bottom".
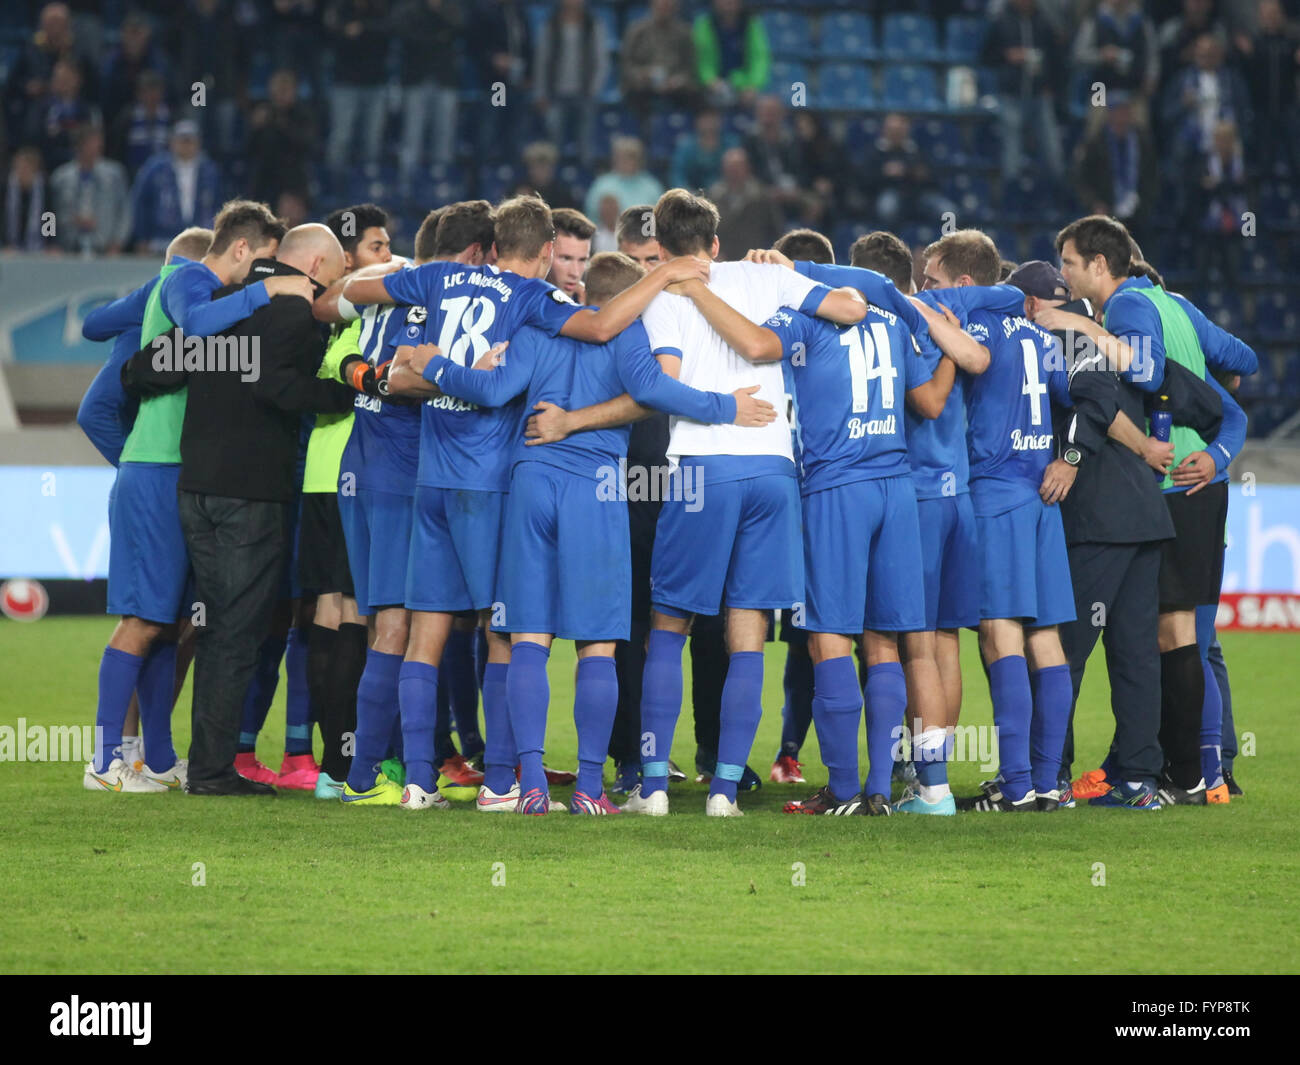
{"left": 408, "top": 251, "right": 776, "bottom": 813}
{"left": 342, "top": 196, "right": 710, "bottom": 811}
{"left": 920, "top": 230, "right": 1076, "bottom": 813}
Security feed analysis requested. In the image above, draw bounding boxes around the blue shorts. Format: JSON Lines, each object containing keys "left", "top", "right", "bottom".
{"left": 917, "top": 494, "right": 980, "bottom": 630}
{"left": 107, "top": 462, "right": 189, "bottom": 623}
{"left": 406, "top": 484, "right": 504, "bottom": 613}
{"left": 494, "top": 462, "right": 630, "bottom": 640}
{"left": 651, "top": 469, "right": 802, "bottom": 616}
{"left": 802, "top": 476, "right": 925, "bottom": 634}
{"left": 977, "top": 498, "right": 1076, "bottom": 626}
{"left": 340, "top": 487, "right": 413, "bottom": 615}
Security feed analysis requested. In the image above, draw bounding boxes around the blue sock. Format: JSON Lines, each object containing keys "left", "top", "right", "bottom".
{"left": 779, "top": 643, "right": 815, "bottom": 758}
{"left": 1200, "top": 655, "right": 1224, "bottom": 789}
{"left": 712, "top": 651, "right": 764, "bottom": 801}
{"left": 283, "top": 626, "right": 312, "bottom": 755}
{"left": 988, "top": 655, "right": 1033, "bottom": 801}
{"left": 507, "top": 641, "right": 550, "bottom": 798}
{"left": 137, "top": 641, "right": 177, "bottom": 772}
{"left": 94, "top": 646, "right": 144, "bottom": 773}
{"left": 347, "top": 650, "right": 404, "bottom": 792}
{"left": 238, "top": 632, "right": 285, "bottom": 752}
{"left": 399, "top": 660, "right": 439, "bottom": 792}
{"left": 1029, "top": 664, "right": 1072, "bottom": 795}
{"left": 445, "top": 628, "right": 482, "bottom": 757}
{"left": 574, "top": 655, "right": 617, "bottom": 797}
{"left": 811, "top": 656, "right": 863, "bottom": 801}
{"left": 482, "top": 662, "right": 515, "bottom": 794}
{"left": 434, "top": 667, "right": 457, "bottom": 763}
{"left": 639, "top": 629, "right": 687, "bottom": 795}
{"left": 863, "top": 662, "right": 906, "bottom": 799}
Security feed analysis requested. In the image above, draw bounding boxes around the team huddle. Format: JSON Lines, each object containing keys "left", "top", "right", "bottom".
{"left": 78, "top": 187, "right": 1255, "bottom": 817}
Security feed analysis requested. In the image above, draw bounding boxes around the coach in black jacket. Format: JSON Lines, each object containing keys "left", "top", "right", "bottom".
{"left": 1014, "top": 261, "right": 1222, "bottom": 794}
{"left": 125, "top": 223, "right": 353, "bottom": 794}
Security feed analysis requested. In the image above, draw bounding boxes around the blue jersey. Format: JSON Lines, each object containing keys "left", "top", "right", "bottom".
{"left": 426, "top": 320, "right": 734, "bottom": 480}
{"left": 383, "top": 262, "right": 582, "bottom": 492}
{"left": 160, "top": 259, "right": 270, "bottom": 337}
{"left": 909, "top": 284, "right": 1024, "bottom": 501}
{"left": 78, "top": 273, "right": 161, "bottom": 465}
{"left": 764, "top": 305, "right": 931, "bottom": 495}
{"left": 964, "top": 309, "right": 1069, "bottom": 516}
{"left": 341, "top": 302, "right": 422, "bottom": 496}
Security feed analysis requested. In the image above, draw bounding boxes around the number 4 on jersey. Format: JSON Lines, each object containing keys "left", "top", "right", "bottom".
{"left": 841, "top": 322, "right": 896, "bottom": 413}
{"left": 1020, "top": 338, "right": 1046, "bottom": 426}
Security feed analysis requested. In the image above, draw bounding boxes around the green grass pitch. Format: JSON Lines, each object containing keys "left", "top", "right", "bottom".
{"left": 2, "top": 617, "right": 1297, "bottom": 974}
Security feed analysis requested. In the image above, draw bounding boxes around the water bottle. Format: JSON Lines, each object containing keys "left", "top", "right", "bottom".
{"left": 1150, "top": 394, "right": 1172, "bottom": 480}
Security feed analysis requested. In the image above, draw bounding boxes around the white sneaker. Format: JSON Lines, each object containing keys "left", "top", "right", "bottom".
{"left": 400, "top": 783, "right": 452, "bottom": 811}
{"left": 621, "top": 784, "right": 669, "bottom": 816}
{"left": 121, "top": 736, "right": 144, "bottom": 770}
{"left": 475, "top": 781, "right": 521, "bottom": 813}
{"left": 83, "top": 758, "right": 168, "bottom": 793}
{"left": 141, "top": 759, "right": 187, "bottom": 791}
{"left": 705, "top": 793, "right": 744, "bottom": 817}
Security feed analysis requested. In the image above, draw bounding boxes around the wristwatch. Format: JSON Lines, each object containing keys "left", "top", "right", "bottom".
{"left": 1063, "top": 447, "right": 1083, "bottom": 467}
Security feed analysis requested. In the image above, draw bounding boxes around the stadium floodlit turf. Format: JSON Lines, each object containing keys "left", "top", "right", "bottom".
{"left": 2, "top": 618, "right": 1297, "bottom": 974}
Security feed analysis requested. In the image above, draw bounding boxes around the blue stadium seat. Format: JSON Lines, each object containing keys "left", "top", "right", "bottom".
{"left": 815, "top": 63, "right": 873, "bottom": 110}
{"left": 881, "top": 14, "right": 941, "bottom": 61}
{"left": 590, "top": 5, "right": 619, "bottom": 46}
{"left": 881, "top": 64, "right": 942, "bottom": 111}
{"left": 819, "top": 13, "right": 877, "bottom": 61}
{"left": 767, "top": 61, "right": 811, "bottom": 97}
{"left": 911, "top": 117, "right": 961, "bottom": 164}
{"left": 764, "top": 12, "right": 815, "bottom": 59}
{"left": 649, "top": 110, "right": 692, "bottom": 160}
{"left": 1241, "top": 244, "right": 1280, "bottom": 285}
{"left": 1236, "top": 353, "right": 1276, "bottom": 399}
{"left": 478, "top": 163, "right": 520, "bottom": 204}
{"left": 944, "top": 16, "right": 987, "bottom": 63}
{"left": 842, "top": 115, "right": 883, "bottom": 162}
{"left": 944, "top": 172, "right": 994, "bottom": 223}
{"left": 1253, "top": 292, "right": 1297, "bottom": 343}
{"left": 1202, "top": 289, "right": 1245, "bottom": 334}
{"left": 1024, "top": 230, "right": 1059, "bottom": 266}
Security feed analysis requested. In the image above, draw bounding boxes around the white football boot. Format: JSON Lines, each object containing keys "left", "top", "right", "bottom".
{"left": 400, "top": 783, "right": 452, "bottom": 811}
{"left": 83, "top": 758, "right": 169, "bottom": 793}
{"left": 140, "top": 759, "right": 188, "bottom": 791}
{"left": 475, "top": 780, "right": 521, "bottom": 813}
{"left": 705, "top": 793, "right": 744, "bottom": 817}
{"left": 621, "top": 784, "right": 669, "bottom": 816}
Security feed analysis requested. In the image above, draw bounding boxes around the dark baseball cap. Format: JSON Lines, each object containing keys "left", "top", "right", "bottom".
{"left": 1007, "top": 260, "right": 1069, "bottom": 301}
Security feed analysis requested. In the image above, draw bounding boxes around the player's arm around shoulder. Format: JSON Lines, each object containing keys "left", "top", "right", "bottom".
{"left": 561, "top": 255, "right": 711, "bottom": 343}
{"left": 673, "top": 277, "right": 784, "bottom": 363}
{"left": 810, "top": 284, "right": 867, "bottom": 326}
{"left": 910, "top": 295, "right": 990, "bottom": 374}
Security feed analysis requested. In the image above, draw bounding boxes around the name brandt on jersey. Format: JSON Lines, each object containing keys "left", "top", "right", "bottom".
{"left": 848, "top": 414, "right": 897, "bottom": 439}
{"left": 1010, "top": 429, "right": 1053, "bottom": 451}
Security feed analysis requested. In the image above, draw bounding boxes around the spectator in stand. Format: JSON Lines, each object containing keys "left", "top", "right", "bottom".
{"left": 3, "top": 3, "right": 97, "bottom": 144}
{"left": 621, "top": 0, "right": 698, "bottom": 129}
{"left": 694, "top": 0, "right": 770, "bottom": 109}
{"left": 533, "top": 0, "right": 609, "bottom": 166}
{"left": 743, "top": 94, "right": 799, "bottom": 211}
{"left": 276, "top": 189, "right": 312, "bottom": 229}
{"left": 129, "top": 120, "right": 222, "bottom": 253}
{"left": 167, "top": 0, "right": 249, "bottom": 161}
{"left": 469, "top": 0, "right": 532, "bottom": 164}
{"left": 1074, "top": 93, "right": 1158, "bottom": 240}
{"left": 1157, "top": 0, "right": 1229, "bottom": 94}
{"left": 1198, "top": 119, "right": 1249, "bottom": 233}
{"left": 512, "top": 140, "right": 579, "bottom": 209}
{"left": 267, "top": 0, "right": 325, "bottom": 103}
{"left": 982, "top": 0, "right": 1065, "bottom": 181}
{"left": 396, "top": 0, "right": 462, "bottom": 189}
{"left": 50, "top": 123, "right": 130, "bottom": 254}
{"left": 1073, "top": 0, "right": 1160, "bottom": 123}
{"left": 709, "top": 146, "right": 782, "bottom": 259}
{"left": 1234, "top": 0, "right": 1299, "bottom": 172}
{"left": 246, "top": 69, "right": 317, "bottom": 207}
{"left": 2, "top": 147, "right": 51, "bottom": 252}
{"left": 791, "top": 111, "right": 837, "bottom": 227}
{"left": 99, "top": 11, "right": 167, "bottom": 129}
{"left": 863, "top": 112, "right": 955, "bottom": 228}
{"left": 670, "top": 108, "right": 732, "bottom": 191}
{"left": 324, "top": 0, "right": 390, "bottom": 181}
{"left": 108, "top": 69, "right": 170, "bottom": 177}
{"left": 29, "top": 56, "right": 97, "bottom": 171}
{"left": 584, "top": 136, "right": 663, "bottom": 221}
{"left": 1161, "top": 33, "right": 1251, "bottom": 166}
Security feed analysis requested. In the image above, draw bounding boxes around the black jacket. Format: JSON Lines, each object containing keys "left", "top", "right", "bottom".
{"left": 122, "top": 259, "right": 355, "bottom": 503}
{"left": 1051, "top": 298, "right": 1224, "bottom": 546}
